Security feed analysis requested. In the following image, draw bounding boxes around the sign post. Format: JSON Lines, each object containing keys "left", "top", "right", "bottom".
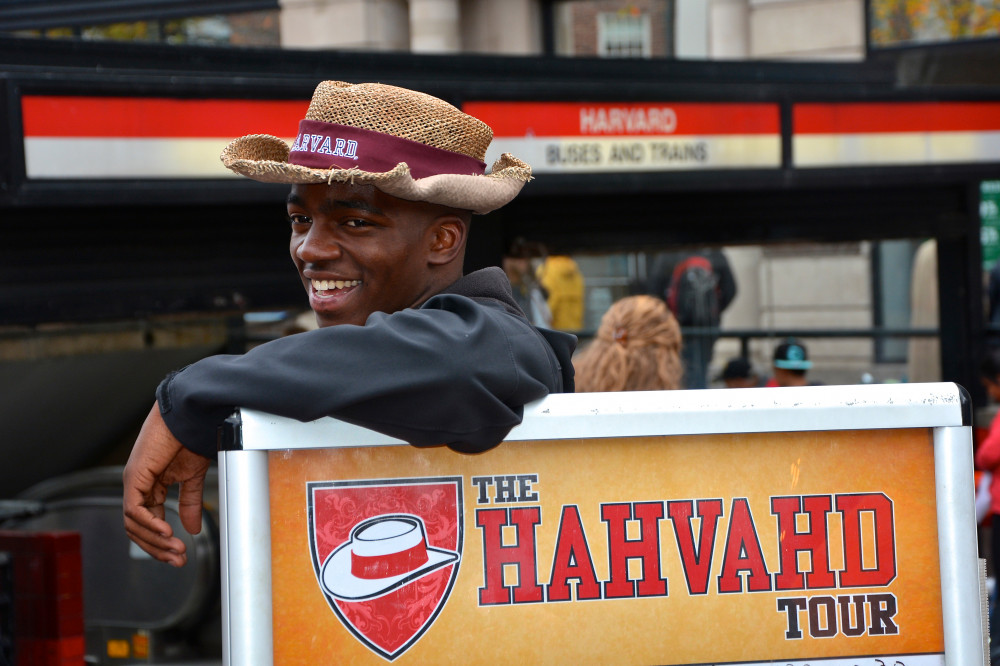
{"left": 219, "top": 383, "right": 984, "bottom": 666}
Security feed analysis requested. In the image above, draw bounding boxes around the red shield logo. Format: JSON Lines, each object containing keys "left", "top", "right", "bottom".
{"left": 308, "top": 476, "right": 463, "bottom": 661}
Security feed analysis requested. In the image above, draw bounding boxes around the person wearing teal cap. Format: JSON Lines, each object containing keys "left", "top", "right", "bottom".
{"left": 766, "top": 337, "right": 815, "bottom": 387}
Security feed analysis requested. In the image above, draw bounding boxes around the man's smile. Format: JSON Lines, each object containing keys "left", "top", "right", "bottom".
{"left": 311, "top": 278, "right": 361, "bottom": 293}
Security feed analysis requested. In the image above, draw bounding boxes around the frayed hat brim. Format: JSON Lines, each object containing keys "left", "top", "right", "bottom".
{"left": 221, "top": 134, "right": 531, "bottom": 215}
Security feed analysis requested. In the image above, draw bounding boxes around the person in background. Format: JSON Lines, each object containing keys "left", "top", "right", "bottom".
{"left": 715, "top": 356, "right": 763, "bottom": 388}
{"left": 537, "top": 255, "right": 585, "bottom": 331}
{"left": 765, "top": 337, "right": 815, "bottom": 387}
{"left": 573, "top": 295, "right": 683, "bottom": 392}
{"left": 644, "top": 249, "right": 737, "bottom": 389}
{"left": 502, "top": 237, "right": 552, "bottom": 328}
{"left": 974, "top": 348, "right": 1000, "bottom": 654}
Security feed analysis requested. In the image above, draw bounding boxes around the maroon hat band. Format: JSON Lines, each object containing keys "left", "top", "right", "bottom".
{"left": 288, "top": 119, "right": 487, "bottom": 179}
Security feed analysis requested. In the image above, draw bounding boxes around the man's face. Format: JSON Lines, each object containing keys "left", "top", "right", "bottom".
{"left": 286, "top": 182, "right": 446, "bottom": 328}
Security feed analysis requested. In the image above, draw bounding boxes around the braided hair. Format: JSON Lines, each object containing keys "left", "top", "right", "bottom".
{"left": 573, "top": 295, "right": 684, "bottom": 392}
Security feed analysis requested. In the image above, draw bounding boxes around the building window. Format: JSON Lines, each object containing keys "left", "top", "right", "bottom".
{"left": 597, "top": 11, "right": 651, "bottom": 58}
{"left": 0, "top": 1, "right": 280, "bottom": 48}
{"left": 551, "top": 1, "right": 672, "bottom": 59}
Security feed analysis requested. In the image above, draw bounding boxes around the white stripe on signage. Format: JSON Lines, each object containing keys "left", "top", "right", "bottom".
{"left": 24, "top": 137, "right": 289, "bottom": 179}
{"left": 794, "top": 131, "right": 1000, "bottom": 168}
{"left": 485, "top": 135, "right": 781, "bottom": 173}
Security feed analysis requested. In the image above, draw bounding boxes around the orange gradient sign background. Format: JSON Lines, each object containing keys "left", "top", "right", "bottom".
{"left": 268, "top": 429, "right": 942, "bottom": 665}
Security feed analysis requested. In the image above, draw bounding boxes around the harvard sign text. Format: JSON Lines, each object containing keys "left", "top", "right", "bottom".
{"left": 472, "top": 474, "right": 898, "bottom": 642}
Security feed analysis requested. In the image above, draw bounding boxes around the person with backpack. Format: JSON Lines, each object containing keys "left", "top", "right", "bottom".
{"left": 645, "top": 249, "right": 737, "bottom": 389}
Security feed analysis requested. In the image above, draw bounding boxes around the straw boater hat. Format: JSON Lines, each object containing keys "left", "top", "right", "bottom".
{"left": 321, "top": 514, "right": 459, "bottom": 601}
{"left": 221, "top": 80, "right": 531, "bottom": 215}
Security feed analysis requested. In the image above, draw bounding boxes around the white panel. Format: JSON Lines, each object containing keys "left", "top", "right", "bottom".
{"left": 238, "top": 382, "right": 966, "bottom": 451}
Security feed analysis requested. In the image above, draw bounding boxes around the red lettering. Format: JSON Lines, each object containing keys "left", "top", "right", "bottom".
{"left": 666, "top": 499, "right": 723, "bottom": 595}
{"left": 476, "top": 507, "right": 543, "bottom": 605}
{"left": 771, "top": 495, "right": 836, "bottom": 591}
{"left": 547, "top": 505, "right": 601, "bottom": 601}
{"left": 836, "top": 493, "right": 896, "bottom": 587}
{"left": 601, "top": 502, "right": 668, "bottom": 598}
{"left": 717, "top": 498, "right": 772, "bottom": 593}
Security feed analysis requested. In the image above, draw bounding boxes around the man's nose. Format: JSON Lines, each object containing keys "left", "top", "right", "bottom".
{"left": 296, "top": 226, "right": 342, "bottom": 263}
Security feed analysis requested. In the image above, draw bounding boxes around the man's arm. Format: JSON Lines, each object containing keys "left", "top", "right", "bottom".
{"left": 124, "top": 290, "right": 573, "bottom": 564}
{"left": 122, "top": 404, "right": 211, "bottom": 566}
{"left": 156, "top": 293, "right": 573, "bottom": 458}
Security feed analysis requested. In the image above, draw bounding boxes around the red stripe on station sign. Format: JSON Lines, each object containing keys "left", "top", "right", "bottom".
{"left": 463, "top": 101, "right": 780, "bottom": 137}
{"left": 795, "top": 101, "right": 1000, "bottom": 134}
{"left": 21, "top": 95, "right": 308, "bottom": 138}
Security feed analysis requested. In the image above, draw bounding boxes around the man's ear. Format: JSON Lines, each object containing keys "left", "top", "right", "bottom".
{"left": 427, "top": 215, "right": 467, "bottom": 266}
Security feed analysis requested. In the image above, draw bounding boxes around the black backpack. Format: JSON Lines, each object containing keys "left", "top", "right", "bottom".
{"left": 665, "top": 255, "right": 720, "bottom": 327}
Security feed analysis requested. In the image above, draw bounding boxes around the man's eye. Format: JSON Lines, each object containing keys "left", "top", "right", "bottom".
{"left": 288, "top": 214, "right": 311, "bottom": 227}
{"left": 345, "top": 219, "right": 372, "bottom": 228}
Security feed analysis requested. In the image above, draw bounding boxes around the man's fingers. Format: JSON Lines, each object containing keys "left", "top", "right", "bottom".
{"left": 122, "top": 402, "right": 212, "bottom": 568}
{"left": 123, "top": 483, "right": 191, "bottom": 568}
{"left": 123, "top": 474, "right": 172, "bottom": 536}
{"left": 123, "top": 513, "right": 188, "bottom": 567}
{"left": 123, "top": 497, "right": 173, "bottom": 538}
{"left": 177, "top": 478, "right": 206, "bottom": 536}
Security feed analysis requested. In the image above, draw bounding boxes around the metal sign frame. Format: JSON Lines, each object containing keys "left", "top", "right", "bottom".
{"left": 218, "top": 382, "right": 982, "bottom": 666}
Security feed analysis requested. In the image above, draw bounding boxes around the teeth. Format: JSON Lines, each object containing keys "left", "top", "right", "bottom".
{"left": 312, "top": 279, "right": 359, "bottom": 292}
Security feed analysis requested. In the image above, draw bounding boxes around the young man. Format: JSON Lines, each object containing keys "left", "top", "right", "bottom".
{"left": 123, "top": 81, "right": 576, "bottom": 567}
{"left": 765, "top": 337, "right": 813, "bottom": 387}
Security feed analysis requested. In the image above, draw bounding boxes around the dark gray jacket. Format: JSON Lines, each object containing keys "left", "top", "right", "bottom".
{"left": 157, "top": 268, "right": 576, "bottom": 457}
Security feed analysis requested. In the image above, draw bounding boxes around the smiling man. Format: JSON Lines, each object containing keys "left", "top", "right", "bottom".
{"left": 123, "top": 81, "right": 576, "bottom": 566}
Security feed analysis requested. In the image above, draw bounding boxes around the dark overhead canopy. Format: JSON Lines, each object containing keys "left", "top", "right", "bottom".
{"left": 0, "top": 0, "right": 278, "bottom": 32}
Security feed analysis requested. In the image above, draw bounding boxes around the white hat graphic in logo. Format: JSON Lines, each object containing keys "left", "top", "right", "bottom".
{"left": 321, "top": 514, "right": 459, "bottom": 601}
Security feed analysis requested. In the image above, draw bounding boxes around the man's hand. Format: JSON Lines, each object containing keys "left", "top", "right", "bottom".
{"left": 123, "top": 403, "right": 211, "bottom": 567}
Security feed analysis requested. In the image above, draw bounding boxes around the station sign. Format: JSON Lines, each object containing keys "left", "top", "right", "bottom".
{"left": 21, "top": 94, "right": 1000, "bottom": 181}
{"left": 462, "top": 101, "right": 782, "bottom": 173}
{"left": 793, "top": 101, "right": 1000, "bottom": 169}
{"left": 20, "top": 95, "right": 302, "bottom": 179}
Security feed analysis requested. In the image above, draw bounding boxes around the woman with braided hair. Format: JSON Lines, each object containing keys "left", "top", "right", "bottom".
{"left": 573, "top": 295, "right": 684, "bottom": 393}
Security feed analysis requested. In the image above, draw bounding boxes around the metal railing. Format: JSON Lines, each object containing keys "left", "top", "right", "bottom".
{"left": 573, "top": 325, "right": 939, "bottom": 347}
{"left": 680, "top": 326, "right": 941, "bottom": 359}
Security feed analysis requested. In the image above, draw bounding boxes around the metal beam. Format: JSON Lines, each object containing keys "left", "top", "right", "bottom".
{"left": 0, "top": 0, "right": 278, "bottom": 32}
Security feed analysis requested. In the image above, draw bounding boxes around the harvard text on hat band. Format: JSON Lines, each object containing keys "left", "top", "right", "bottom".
{"left": 289, "top": 119, "right": 487, "bottom": 179}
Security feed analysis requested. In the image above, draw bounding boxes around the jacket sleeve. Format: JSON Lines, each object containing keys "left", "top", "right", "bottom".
{"left": 156, "top": 294, "right": 565, "bottom": 457}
